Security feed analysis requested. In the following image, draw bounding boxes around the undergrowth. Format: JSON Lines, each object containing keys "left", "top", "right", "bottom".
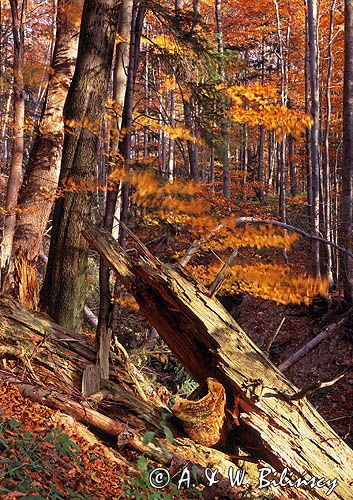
{"left": 0, "top": 416, "right": 89, "bottom": 499}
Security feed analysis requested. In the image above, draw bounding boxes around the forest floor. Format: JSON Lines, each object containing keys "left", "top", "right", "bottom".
{"left": 235, "top": 294, "right": 353, "bottom": 447}
{"left": 2, "top": 193, "right": 353, "bottom": 498}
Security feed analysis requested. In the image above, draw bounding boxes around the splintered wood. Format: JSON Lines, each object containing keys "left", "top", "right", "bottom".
{"left": 83, "top": 221, "right": 353, "bottom": 500}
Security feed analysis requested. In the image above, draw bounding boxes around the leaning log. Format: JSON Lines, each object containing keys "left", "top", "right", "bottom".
{"left": 83, "top": 221, "right": 353, "bottom": 500}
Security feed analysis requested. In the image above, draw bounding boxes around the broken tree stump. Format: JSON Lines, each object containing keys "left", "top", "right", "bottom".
{"left": 83, "top": 221, "right": 353, "bottom": 500}
{"left": 0, "top": 296, "right": 167, "bottom": 432}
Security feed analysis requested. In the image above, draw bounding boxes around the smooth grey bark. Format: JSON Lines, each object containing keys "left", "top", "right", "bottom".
{"left": 307, "top": 0, "right": 321, "bottom": 277}
{"left": 1, "top": 0, "right": 27, "bottom": 275}
{"left": 322, "top": 0, "right": 336, "bottom": 284}
{"left": 110, "top": 0, "right": 133, "bottom": 241}
{"left": 97, "top": 3, "right": 145, "bottom": 358}
{"left": 288, "top": 135, "right": 297, "bottom": 196}
{"left": 215, "top": 0, "right": 231, "bottom": 199}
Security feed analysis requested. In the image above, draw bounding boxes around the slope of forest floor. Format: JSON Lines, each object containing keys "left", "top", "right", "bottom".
{"left": 235, "top": 295, "right": 353, "bottom": 447}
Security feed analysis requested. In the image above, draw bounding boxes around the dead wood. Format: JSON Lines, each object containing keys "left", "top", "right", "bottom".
{"left": 279, "top": 308, "right": 353, "bottom": 372}
{"left": 83, "top": 221, "right": 353, "bottom": 500}
{"left": 0, "top": 295, "right": 167, "bottom": 432}
{"left": 172, "top": 378, "right": 227, "bottom": 446}
{"left": 0, "top": 371, "right": 251, "bottom": 499}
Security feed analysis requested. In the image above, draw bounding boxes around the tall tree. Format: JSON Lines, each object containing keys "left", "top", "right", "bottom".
{"left": 215, "top": 0, "right": 231, "bottom": 199}
{"left": 322, "top": 0, "right": 336, "bottom": 284}
{"left": 307, "top": 0, "right": 321, "bottom": 277}
{"left": 10, "top": 0, "right": 82, "bottom": 307}
{"left": 97, "top": 3, "right": 146, "bottom": 367}
{"left": 110, "top": 0, "right": 133, "bottom": 240}
{"left": 40, "top": 0, "right": 120, "bottom": 331}
{"left": 340, "top": 0, "right": 353, "bottom": 302}
{"left": 1, "top": 0, "right": 27, "bottom": 279}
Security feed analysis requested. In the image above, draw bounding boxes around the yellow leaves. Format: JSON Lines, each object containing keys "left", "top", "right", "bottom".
{"left": 147, "top": 34, "right": 192, "bottom": 57}
{"left": 113, "top": 295, "right": 139, "bottom": 312}
{"left": 222, "top": 264, "right": 328, "bottom": 305}
{"left": 207, "top": 224, "right": 299, "bottom": 251}
{"left": 108, "top": 168, "right": 207, "bottom": 225}
{"left": 133, "top": 114, "right": 201, "bottom": 145}
{"left": 115, "top": 33, "right": 128, "bottom": 44}
{"left": 218, "top": 83, "right": 313, "bottom": 139}
{"left": 59, "top": 1, "right": 83, "bottom": 28}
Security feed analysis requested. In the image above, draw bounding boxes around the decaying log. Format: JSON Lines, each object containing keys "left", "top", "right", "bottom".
{"left": 0, "top": 371, "right": 129, "bottom": 436}
{"left": 0, "top": 296, "right": 167, "bottom": 432}
{"left": 172, "top": 377, "right": 227, "bottom": 446}
{"left": 0, "top": 371, "right": 252, "bottom": 499}
{"left": 83, "top": 221, "right": 353, "bottom": 500}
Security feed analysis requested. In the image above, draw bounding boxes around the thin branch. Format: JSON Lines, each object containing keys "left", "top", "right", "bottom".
{"left": 209, "top": 248, "right": 238, "bottom": 297}
{"left": 180, "top": 217, "right": 353, "bottom": 266}
{"left": 264, "top": 316, "right": 285, "bottom": 355}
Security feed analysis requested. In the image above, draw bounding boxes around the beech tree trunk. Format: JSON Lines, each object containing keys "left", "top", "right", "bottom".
{"left": 40, "top": 0, "right": 120, "bottom": 331}
{"left": 322, "top": 0, "right": 336, "bottom": 284}
{"left": 110, "top": 0, "right": 134, "bottom": 241}
{"left": 1, "top": 0, "right": 27, "bottom": 274}
{"left": 9, "top": 0, "right": 82, "bottom": 308}
{"left": 96, "top": 3, "right": 145, "bottom": 389}
{"left": 83, "top": 221, "right": 353, "bottom": 500}
{"left": 183, "top": 97, "right": 199, "bottom": 182}
{"left": 215, "top": 0, "right": 231, "bottom": 199}
{"left": 307, "top": 0, "right": 321, "bottom": 277}
{"left": 340, "top": 0, "right": 353, "bottom": 302}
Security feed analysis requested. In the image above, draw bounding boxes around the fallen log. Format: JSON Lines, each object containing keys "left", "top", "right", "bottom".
{"left": 279, "top": 308, "right": 352, "bottom": 372}
{"left": 0, "top": 371, "right": 251, "bottom": 499}
{"left": 83, "top": 221, "right": 353, "bottom": 500}
{"left": 0, "top": 296, "right": 167, "bottom": 432}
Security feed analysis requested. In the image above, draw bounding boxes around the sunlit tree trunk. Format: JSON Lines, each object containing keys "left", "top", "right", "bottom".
{"left": 273, "top": 0, "right": 288, "bottom": 260}
{"left": 215, "top": 0, "right": 230, "bottom": 199}
{"left": 322, "top": 0, "right": 336, "bottom": 285}
{"left": 110, "top": 0, "right": 133, "bottom": 241}
{"left": 1, "top": 0, "right": 27, "bottom": 279}
{"left": 9, "top": 0, "right": 81, "bottom": 307}
{"left": 305, "top": 13, "right": 313, "bottom": 221}
{"left": 168, "top": 89, "right": 175, "bottom": 183}
{"left": 340, "top": 0, "right": 353, "bottom": 302}
{"left": 41, "top": 0, "right": 120, "bottom": 331}
{"left": 183, "top": 97, "right": 199, "bottom": 181}
{"left": 97, "top": 2, "right": 145, "bottom": 349}
{"left": 307, "top": 0, "right": 321, "bottom": 277}
{"left": 241, "top": 122, "right": 248, "bottom": 198}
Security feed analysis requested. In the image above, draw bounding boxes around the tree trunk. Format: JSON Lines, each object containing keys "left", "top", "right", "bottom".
{"left": 83, "top": 221, "right": 353, "bottom": 499}
{"left": 215, "top": 0, "right": 231, "bottom": 199}
{"left": 183, "top": 97, "right": 199, "bottom": 182}
{"left": 40, "top": 0, "right": 120, "bottom": 331}
{"left": 288, "top": 135, "right": 297, "bottom": 196}
{"left": 307, "top": 0, "right": 321, "bottom": 277}
{"left": 96, "top": 3, "right": 145, "bottom": 390}
{"left": 110, "top": 0, "right": 133, "bottom": 241}
{"left": 340, "top": 0, "right": 353, "bottom": 302}
{"left": 305, "top": 13, "right": 313, "bottom": 220}
{"left": 321, "top": 0, "right": 336, "bottom": 285}
{"left": 9, "top": 0, "right": 82, "bottom": 308}
{"left": 1, "top": 0, "right": 27, "bottom": 276}
{"left": 167, "top": 90, "right": 175, "bottom": 184}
